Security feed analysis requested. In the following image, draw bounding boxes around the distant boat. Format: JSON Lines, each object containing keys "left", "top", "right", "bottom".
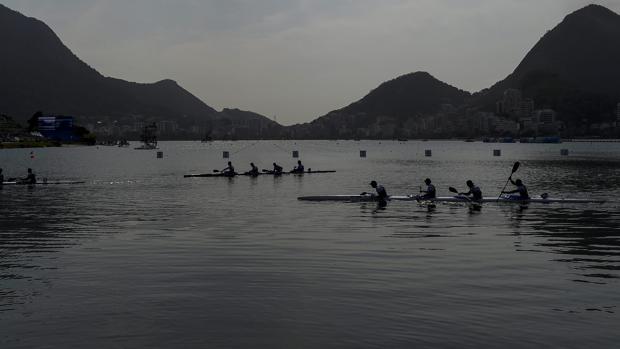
{"left": 135, "top": 123, "right": 158, "bottom": 150}
{"left": 397, "top": 138, "right": 409, "bottom": 142}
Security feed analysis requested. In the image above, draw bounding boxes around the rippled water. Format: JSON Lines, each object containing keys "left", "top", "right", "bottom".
{"left": 1, "top": 141, "right": 619, "bottom": 348}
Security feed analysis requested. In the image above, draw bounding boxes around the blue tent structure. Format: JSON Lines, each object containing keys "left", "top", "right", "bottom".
{"left": 38, "top": 116, "right": 76, "bottom": 142}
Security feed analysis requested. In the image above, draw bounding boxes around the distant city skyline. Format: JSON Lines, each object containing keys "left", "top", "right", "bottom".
{"left": 3, "top": 0, "right": 620, "bottom": 125}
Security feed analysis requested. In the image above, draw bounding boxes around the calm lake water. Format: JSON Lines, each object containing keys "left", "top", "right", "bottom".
{"left": 1, "top": 140, "right": 619, "bottom": 348}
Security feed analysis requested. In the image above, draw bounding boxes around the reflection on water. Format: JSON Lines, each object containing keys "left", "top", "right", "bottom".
{"left": 521, "top": 209, "right": 620, "bottom": 283}
{"left": 1, "top": 141, "right": 620, "bottom": 348}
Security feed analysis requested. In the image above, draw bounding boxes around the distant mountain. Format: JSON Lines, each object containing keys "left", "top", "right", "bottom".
{"left": 289, "top": 72, "right": 471, "bottom": 138}
{"left": 215, "top": 108, "right": 284, "bottom": 139}
{"left": 474, "top": 4, "right": 620, "bottom": 124}
{"left": 0, "top": 4, "right": 280, "bottom": 139}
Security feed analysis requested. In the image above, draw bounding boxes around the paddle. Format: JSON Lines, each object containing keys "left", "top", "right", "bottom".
{"left": 449, "top": 187, "right": 471, "bottom": 202}
{"left": 498, "top": 162, "right": 520, "bottom": 200}
{"left": 214, "top": 169, "right": 237, "bottom": 176}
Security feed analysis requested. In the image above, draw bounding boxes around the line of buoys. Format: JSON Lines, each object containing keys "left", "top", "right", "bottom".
{"left": 215, "top": 147, "right": 572, "bottom": 159}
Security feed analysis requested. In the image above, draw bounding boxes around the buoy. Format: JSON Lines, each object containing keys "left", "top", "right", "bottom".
{"left": 493, "top": 149, "right": 501, "bottom": 157}
{"left": 223, "top": 151, "right": 229, "bottom": 159}
{"left": 360, "top": 150, "right": 367, "bottom": 158}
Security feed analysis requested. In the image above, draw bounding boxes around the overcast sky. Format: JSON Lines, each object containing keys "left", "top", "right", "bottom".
{"left": 3, "top": 0, "right": 619, "bottom": 124}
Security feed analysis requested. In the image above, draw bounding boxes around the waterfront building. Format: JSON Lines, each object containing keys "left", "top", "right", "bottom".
{"left": 535, "top": 109, "right": 556, "bottom": 124}
{"left": 38, "top": 115, "right": 76, "bottom": 141}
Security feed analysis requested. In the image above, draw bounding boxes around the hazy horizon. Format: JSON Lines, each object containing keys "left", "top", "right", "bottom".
{"left": 3, "top": 0, "right": 619, "bottom": 125}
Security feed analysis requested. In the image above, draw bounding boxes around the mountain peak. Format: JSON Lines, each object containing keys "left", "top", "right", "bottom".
{"left": 154, "top": 79, "right": 179, "bottom": 86}
{"left": 559, "top": 4, "right": 620, "bottom": 29}
{"left": 331, "top": 71, "right": 470, "bottom": 119}
{"left": 570, "top": 4, "right": 618, "bottom": 18}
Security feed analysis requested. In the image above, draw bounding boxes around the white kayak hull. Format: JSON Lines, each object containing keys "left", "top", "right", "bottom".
{"left": 298, "top": 195, "right": 605, "bottom": 204}
{"left": 2, "top": 180, "right": 85, "bottom": 185}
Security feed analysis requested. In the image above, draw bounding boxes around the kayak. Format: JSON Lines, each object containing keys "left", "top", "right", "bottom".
{"left": 2, "top": 180, "right": 86, "bottom": 185}
{"left": 297, "top": 194, "right": 605, "bottom": 204}
{"left": 184, "top": 170, "right": 336, "bottom": 178}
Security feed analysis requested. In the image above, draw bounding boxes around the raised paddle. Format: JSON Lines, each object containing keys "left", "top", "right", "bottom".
{"left": 498, "top": 162, "right": 521, "bottom": 200}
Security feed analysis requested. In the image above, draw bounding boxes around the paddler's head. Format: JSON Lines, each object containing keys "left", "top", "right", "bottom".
{"left": 228, "top": 161, "right": 232, "bottom": 166}
{"left": 28, "top": 168, "right": 32, "bottom": 174}
{"left": 425, "top": 178, "right": 431, "bottom": 185}
{"left": 370, "top": 181, "right": 378, "bottom": 188}
{"left": 298, "top": 160, "right": 302, "bottom": 165}
{"left": 466, "top": 180, "right": 474, "bottom": 188}
{"left": 515, "top": 179, "right": 523, "bottom": 186}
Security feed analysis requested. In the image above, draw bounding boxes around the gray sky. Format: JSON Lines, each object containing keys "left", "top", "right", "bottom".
{"left": 3, "top": 0, "right": 620, "bottom": 125}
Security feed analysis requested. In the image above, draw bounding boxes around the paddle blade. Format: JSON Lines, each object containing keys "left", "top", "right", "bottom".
{"left": 511, "top": 162, "right": 520, "bottom": 174}
{"left": 449, "top": 187, "right": 459, "bottom": 194}
{"left": 213, "top": 170, "right": 220, "bottom": 173}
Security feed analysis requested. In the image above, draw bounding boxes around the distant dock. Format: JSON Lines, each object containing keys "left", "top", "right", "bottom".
{"left": 565, "top": 139, "right": 620, "bottom": 143}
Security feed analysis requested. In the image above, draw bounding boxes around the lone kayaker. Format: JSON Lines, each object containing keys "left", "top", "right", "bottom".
{"left": 292, "top": 160, "right": 305, "bottom": 173}
{"left": 21, "top": 168, "right": 37, "bottom": 184}
{"left": 272, "top": 163, "right": 283, "bottom": 175}
{"left": 460, "top": 180, "right": 483, "bottom": 202}
{"left": 247, "top": 163, "right": 259, "bottom": 176}
{"left": 502, "top": 178, "right": 530, "bottom": 200}
{"left": 417, "top": 178, "right": 436, "bottom": 200}
{"left": 222, "top": 162, "right": 235, "bottom": 177}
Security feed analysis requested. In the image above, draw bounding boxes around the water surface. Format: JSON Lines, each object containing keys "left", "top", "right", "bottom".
{"left": 1, "top": 141, "right": 619, "bottom": 348}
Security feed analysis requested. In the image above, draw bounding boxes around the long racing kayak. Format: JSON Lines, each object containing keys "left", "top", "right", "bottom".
{"left": 185, "top": 170, "right": 336, "bottom": 178}
{"left": 297, "top": 195, "right": 605, "bottom": 204}
{"left": 2, "top": 180, "right": 86, "bottom": 185}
